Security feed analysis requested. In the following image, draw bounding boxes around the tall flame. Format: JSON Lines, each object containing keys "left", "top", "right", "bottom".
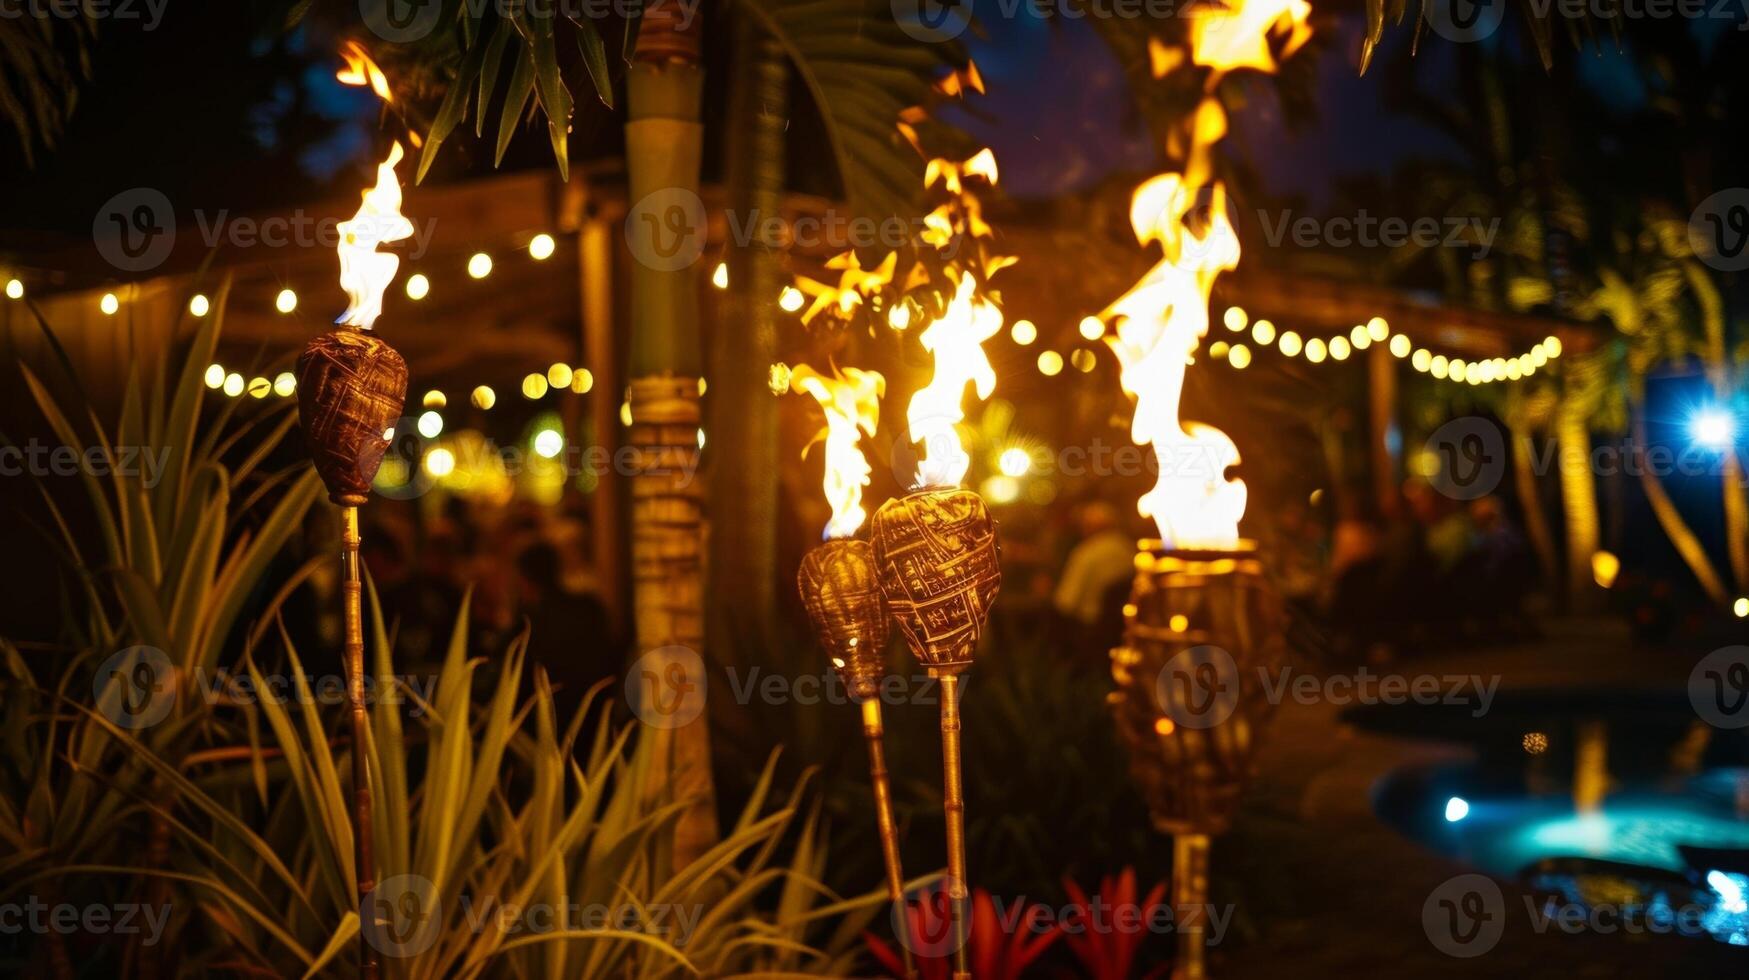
{"left": 792, "top": 365, "right": 887, "bottom": 539}
{"left": 337, "top": 40, "right": 393, "bottom": 102}
{"left": 1104, "top": 0, "right": 1311, "bottom": 548}
{"left": 907, "top": 274, "right": 1003, "bottom": 489}
{"left": 336, "top": 142, "right": 414, "bottom": 330}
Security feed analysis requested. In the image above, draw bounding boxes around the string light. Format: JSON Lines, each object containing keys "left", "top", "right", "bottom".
{"left": 100, "top": 292, "right": 120, "bottom": 315}
{"left": 423, "top": 390, "right": 446, "bottom": 409}
{"left": 247, "top": 376, "right": 271, "bottom": 399}
{"left": 1010, "top": 319, "right": 1037, "bottom": 345}
{"left": 417, "top": 411, "right": 444, "bottom": 438}
{"left": 1305, "top": 338, "right": 1327, "bottom": 364}
{"left": 406, "top": 274, "right": 430, "bottom": 300}
{"left": 222, "top": 372, "right": 244, "bottom": 397}
{"left": 522, "top": 373, "right": 549, "bottom": 399}
{"left": 1199, "top": 310, "right": 1561, "bottom": 387}
{"left": 1412, "top": 349, "right": 1432, "bottom": 372}
{"left": 711, "top": 262, "right": 729, "bottom": 289}
{"left": 1278, "top": 330, "right": 1302, "bottom": 357}
{"left": 1329, "top": 336, "right": 1351, "bottom": 361}
{"left": 189, "top": 294, "right": 211, "bottom": 317}
{"left": 528, "top": 233, "right": 556, "bottom": 260}
{"left": 4, "top": 278, "right": 22, "bottom": 300}
{"left": 1078, "top": 316, "right": 1105, "bottom": 341}
{"left": 570, "top": 368, "right": 593, "bottom": 393}
{"left": 471, "top": 385, "right": 496, "bottom": 410}
{"left": 779, "top": 286, "right": 805, "bottom": 313}
{"left": 1071, "top": 348, "right": 1097, "bottom": 372}
{"left": 204, "top": 364, "right": 225, "bottom": 389}
{"left": 1251, "top": 319, "right": 1275, "bottom": 345}
{"left": 533, "top": 428, "right": 564, "bottom": 458}
{"left": 1037, "top": 350, "right": 1064, "bottom": 376}
{"left": 424, "top": 448, "right": 455, "bottom": 477}
{"left": 1223, "top": 306, "right": 1247, "bottom": 332}
{"left": 1389, "top": 334, "right": 1411, "bottom": 358}
{"left": 1350, "top": 324, "right": 1371, "bottom": 350}
{"left": 467, "top": 252, "right": 493, "bottom": 279}
{"left": 1368, "top": 317, "right": 1390, "bottom": 342}
{"left": 547, "top": 363, "right": 573, "bottom": 388}
{"left": 1228, "top": 343, "right": 1251, "bottom": 369}
{"left": 272, "top": 372, "right": 296, "bottom": 397}
{"left": 276, "top": 288, "right": 298, "bottom": 313}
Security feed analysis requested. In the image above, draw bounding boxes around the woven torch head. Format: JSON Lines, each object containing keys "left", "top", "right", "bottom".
{"left": 869, "top": 487, "right": 1000, "bottom": 675}
{"left": 296, "top": 328, "right": 407, "bottom": 505}
{"left": 798, "top": 538, "right": 891, "bottom": 701}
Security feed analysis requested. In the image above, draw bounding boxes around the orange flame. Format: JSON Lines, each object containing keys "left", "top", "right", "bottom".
{"left": 1188, "top": 0, "right": 1313, "bottom": 74}
{"left": 907, "top": 274, "right": 1003, "bottom": 489}
{"left": 337, "top": 40, "right": 393, "bottom": 102}
{"left": 1105, "top": 0, "right": 1312, "bottom": 547}
{"left": 792, "top": 365, "right": 887, "bottom": 539}
{"left": 336, "top": 142, "right": 414, "bottom": 330}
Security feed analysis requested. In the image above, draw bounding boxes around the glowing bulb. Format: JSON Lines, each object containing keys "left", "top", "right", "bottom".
{"left": 981, "top": 474, "right": 1020, "bottom": 504}
{"left": 247, "top": 376, "right": 271, "bottom": 399}
{"left": 405, "top": 274, "right": 430, "bottom": 300}
{"left": 1412, "top": 349, "right": 1432, "bottom": 372}
{"left": 888, "top": 303, "right": 911, "bottom": 330}
{"left": 189, "top": 294, "right": 211, "bottom": 317}
{"left": 1305, "top": 338, "right": 1327, "bottom": 363}
{"left": 4, "top": 279, "right": 22, "bottom": 300}
{"left": 468, "top": 252, "right": 493, "bottom": 279}
{"left": 1735, "top": 597, "right": 1748, "bottom": 618}
{"left": 1071, "top": 348, "right": 1097, "bottom": 373}
{"left": 533, "top": 428, "right": 564, "bottom": 458}
{"left": 571, "top": 368, "right": 594, "bottom": 394}
{"left": 1278, "top": 331, "right": 1302, "bottom": 357}
{"left": 547, "top": 363, "right": 573, "bottom": 388}
{"left": 998, "top": 447, "right": 1032, "bottom": 477}
{"left": 1530, "top": 346, "right": 1548, "bottom": 367}
{"left": 275, "top": 288, "right": 298, "bottom": 313}
{"left": 1037, "top": 350, "right": 1064, "bottom": 376}
{"left": 1223, "top": 307, "right": 1247, "bottom": 332}
{"left": 1078, "top": 316, "right": 1105, "bottom": 341}
{"left": 1591, "top": 550, "right": 1620, "bottom": 589}
{"left": 1209, "top": 340, "right": 1230, "bottom": 360}
{"left": 1329, "top": 336, "right": 1351, "bottom": 361}
{"left": 522, "top": 373, "right": 549, "bottom": 399}
{"left": 422, "top": 390, "right": 446, "bottom": 409}
{"left": 779, "top": 286, "right": 804, "bottom": 312}
{"left": 1692, "top": 408, "right": 1735, "bottom": 448}
{"left": 528, "top": 233, "right": 556, "bottom": 260}
{"left": 1543, "top": 335, "right": 1563, "bottom": 358}
{"left": 471, "top": 385, "right": 496, "bottom": 410}
{"left": 1389, "top": 334, "right": 1411, "bottom": 358}
{"left": 424, "top": 448, "right": 455, "bottom": 477}
{"left": 1251, "top": 319, "right": 1275, "bottom": 345}
{"left": 1368, "top": 317, "right": 1389, "bottom": 342}
{"left": 1350, "top": 325, "right": 1371, "bottom": 349}
{"left": 272, "top": 372, "right": 296, "bottom": 397}
{"left": 204, "top": 364, "right": 225, "bottom": 389}
{"left": 1228, "top": 343, "right": 1252, "bottom": 369}
{"left": 223, "top": 373, "right": 244, "bottom": 397}
{"left": 1431, "top": 355, "right": 1448, "bottom": 379}
{"left": 711, "top": 261, "right": 728, "bottom": 289}
{"left": 1444, "top": 797, "right": 1470, "bottom": 822}
{"left": 100, "top": 292, "right": 120, "bottom": 315}
{"left": 417, "top": 410, "right": 444, "bottom": 438}
{"left": 1010, "top": 319, "right": 1037, "bottom": 345}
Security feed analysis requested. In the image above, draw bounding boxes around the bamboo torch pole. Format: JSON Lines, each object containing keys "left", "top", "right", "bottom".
{"left": 338, "top": 506, "right": 377, "bottom": 980}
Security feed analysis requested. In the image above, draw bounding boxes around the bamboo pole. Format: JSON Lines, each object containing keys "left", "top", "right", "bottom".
{"left": 937, "top": 673, "right": 970, "bottom": 980}
{"left": 1170, "top": 832, "right": 1211, "bottom": 980}
{"left": 341, "top": 506, "right": 378, "bottom": 980}
{"left": 862, "top": 699, "right": 915, "bottom": 979}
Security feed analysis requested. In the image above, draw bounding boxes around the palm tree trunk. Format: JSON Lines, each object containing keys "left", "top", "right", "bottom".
{"left": 1509, "top": 420, "right": 1559, "bottom": 590}
{"left": 1555, "top": 400, "right": 1600, "bottom": 610}
{"left": 1683, "top": 261, "right": 1749, "bottom": 594}
{"left": 709, "top": 17, "right": 787, "bottom": 662}
{"left": 626, "top": 0, "right": 717, "bottom": 869}
{"left": 1632, "top": 405, "right": 1730, "bottom": 605}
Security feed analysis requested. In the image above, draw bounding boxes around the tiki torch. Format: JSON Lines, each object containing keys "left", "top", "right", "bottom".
{"left": 870, "top": 275, "right": 1002, "bottom": 980}
{"left": 296, "top": 140, "right": 415, "bottom": 980}
{"left": 788, "top": 366, "right": 915, "bottom": 978}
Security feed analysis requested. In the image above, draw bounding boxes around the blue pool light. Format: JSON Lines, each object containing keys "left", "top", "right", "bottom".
{"left": 1445, "top": 796, "right": 1470, "bottom": 822}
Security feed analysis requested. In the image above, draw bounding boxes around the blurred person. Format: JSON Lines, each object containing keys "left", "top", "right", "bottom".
{"left": 1053, "top": 500, "right": 1137, "bottom": 655}
{"left": 515, "top": 541, "right": 619, "bottom": 711}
